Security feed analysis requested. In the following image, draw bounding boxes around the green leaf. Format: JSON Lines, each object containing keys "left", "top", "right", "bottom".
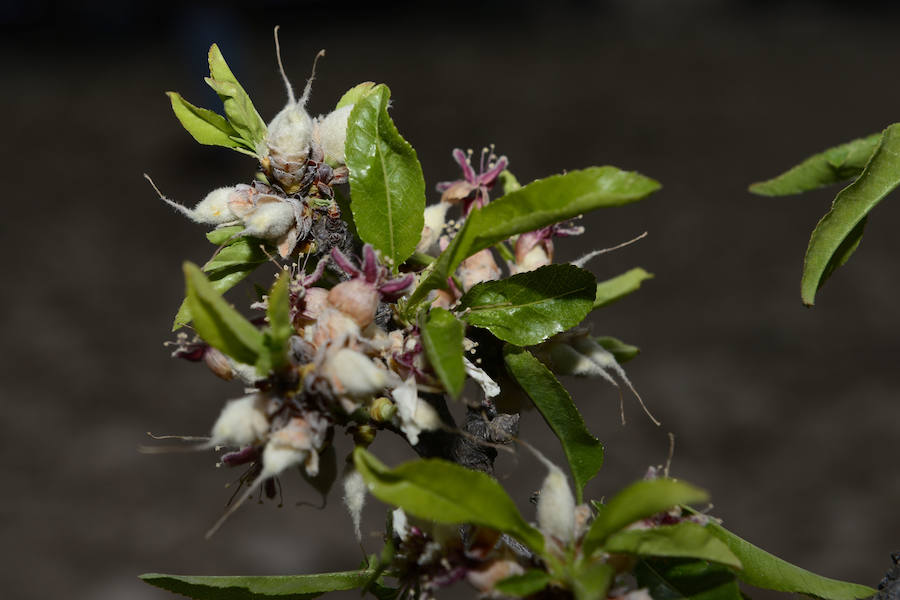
{"left": 460, "top": 264, "right": 596, "bottom": 346}
{"left": 166, "top": 92, "right": 251, "bottom": 153}
{"left": 571, "top": 562, "right": 614, "bottom": 600}
{"left": 749, "top": 133, "right": 881, "bottom": 196}
{"left": 593, "top": 268, "right": 653, "bottom": 310}
{"left": 183, "top": 262, "right": 263, "bottom": 365}
{"left": 495, "top": 570, "right": 553, "bottom": 597}
{"left": 604, "top": 523, "right": 741, "bottom": 569}
{"left": 419, "top": 308, "right": 465, "bottom": 399}
{"left": 407, "top": 167, "right": 660, "bottom": 310}
{"left": 635, "top": 558, "right": 742, "bottom": 600}
{"left": 140, "top": 570, "right": 374, "bottom": 599}
{"left": 203, "top": 238, "right": 268, "bottom": 274}
{"left": 499, "top": 170, "right": 522, "bottom": 195}
{"left": 595, "top": 336, "right": 640, "bottom": 363}
{"left": 353, "top": 447, "right": 545, "bottom": 554}
{"left": 346, "top": 84, "right": 426, "bottom": 267}
{"left": 173, "top": 265, "right": 260, "bottom": 331}
{"left": 583, "top": 479, "right": 709, "bottom": 555}
{"left": 801, "top": 124, "right": 900, "bottom": 305}
{"left": 259, "top": 270, "right": 293, "bottom": 373}
{"left": 206, "top": 44, "right": 267, "bottom": 152}
{"left": 336, "top": 82, "right": 376, "bottom": 109}
{"left": 503, "top": 346, "right": 604, "bottom": 502}
{"left": 703, "top": 520, "right": 876, "bottom": 600}
{"left": 206, "top": 225, "right": 245, "bottom": 245}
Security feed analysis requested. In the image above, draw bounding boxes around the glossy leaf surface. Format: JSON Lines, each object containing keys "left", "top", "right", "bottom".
{"left": 140, "top": 570, "right": 374, "bottom": 599}
{"left": 408, "top": 167, "right": 660, "bottom": 310}
{"left": 346, "top": 84, "right": 425, "bottom": 267}
{"left": 635, "top": 558, "right": 742, "bottom": 600}
{"left": 460, "top": 264, "right": 596, "bottom": 346}
{"left": 800, "top": 124, "right": 900, "bottom": 305}
{"left": 419, "top": 308, "right": 465, "bottom": 399}
{"left": 604, "top": 522, "right": 741, "bottom": 568}
{"left": 183, "top": 262, "right": 263, "bottom": 365}
{"left": 583, "top": 479, "right": 709, "bottom": 555}
{"left": 504, "top": 346, "right": 603, "bottom": 501}
{"left": 353, "top": 447, "right": 544, "bottom": 553}
{"left": 749, "top": 133, "right": 881, "bottom": 196}
{"left": 593, "top": 267, "right": 653, "bottom": 310}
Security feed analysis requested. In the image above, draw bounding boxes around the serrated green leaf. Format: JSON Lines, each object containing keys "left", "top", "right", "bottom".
{"left": 503, "top": 346, "right": 603, "bottom": 502}
{"left": 583, "top": 479, "right": 709, "bottom": 555}
{"left": 166, "top": 91, "right": 249, "bottom": 152}
{"left": 702, "top": 520, "right": 876, "bottom": 600}
{"left": 346, "top": 84, "right": 425, "bottom": 267}
{"left": 336, "top": 82, "right": 376, "bottom": 109}
{"left": 593, "top": 268, "right": 653, "bottom": 310}
{"left": 635, "top": 558, "right": 742, "bottom": 600}
{"left": 407, "top": 167, "right": 660, "bottom": 311}
{"left": 419, "top": 308, "right": 465, "bottom": 399}
{"left": 604, "top": 523, "right": 741, "bottom": 569}
{"left": 460, "top": 264, "right": 596, "bottom": 346}
{"left": 749, "top": 133, "right": 881, "bottom": 196}
{"left": 140, "top": 570, "right": 374, "bottom": 599}
{"left": 353, "top": 447, "right": 545, "bottom": 554}
{"left": 495, "top": 570, "right": 553, "bottom": 597}
{"left": 206, "top": 44, "right": 267, "bottom": 152}
{"left": 183, "top": 262, "right": 263, "bottom": 364}
{"left": 595, "top": 336, "right": 640, "bottom": 363}
{"left": 571, "top": 562, "right": 614, "bottom": 600}
{"left": 259, "top": 270, "right": 293, "bottom": 373}
{"left": 801, "top": 124, "right": 900, "bottom": 305}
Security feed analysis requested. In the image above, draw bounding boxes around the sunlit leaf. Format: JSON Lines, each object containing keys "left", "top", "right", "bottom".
{"left": 749, "top": 133, "right": 881, "bottom": 196}
{"left": 593, "top": 268, "right": 653, "bottom": 310}
{"left": 335, "top": 82, "right": 376, "bottom": 109}
{"left": 166, "top": 92, "right": 254, "bottom": 154}
{"left": 353, "top": 447, "right": 545, "bottom": 553}
{"left": 800, "top": 124, "right": 900, "bottom": 305}
{"left": 205, "top": 44, "right": 267, "bottom": 152}
{"left": 503, "top": 346, "right": 603, "bottom": 502}
{"left": 603, "top": 522, "right": 741, "bottom": 568}
{"left": 140, "top": 570, "right": 374, "bottom": 599}
{"left": 346, "top": 84, "right": 425, "bottom": 268}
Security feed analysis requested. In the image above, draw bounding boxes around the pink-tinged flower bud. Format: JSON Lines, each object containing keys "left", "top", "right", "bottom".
{"left": 537, "top": 465, "right": 576, "bottom": 545}
{"left": 513, "top": 243, "right": 552, "bottom": 274}
{"left": 322, "top": 348, "right": 394, "bottom": 398}
{"left": 466, "top": 560, "right": 525, "bottom": 593}
{"left": 210, "top": 395, "right": 269, "bottom": 448}
{"left": 459, "top": 248, "right": 501, "bottom": 291}
{"left": 327, "top": 279, "right": 379, "bottom": 328}
{"left": 416, "top": 201, "right": 451, "bottom": 254}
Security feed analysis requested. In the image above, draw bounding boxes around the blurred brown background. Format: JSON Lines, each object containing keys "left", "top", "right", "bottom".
{"left": 2, "top": 1, "right": 899, "bottom": 599}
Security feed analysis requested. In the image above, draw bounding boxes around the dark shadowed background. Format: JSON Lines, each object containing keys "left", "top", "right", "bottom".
{"left": 2, "top": 1, "right": 899, "bottom": 599}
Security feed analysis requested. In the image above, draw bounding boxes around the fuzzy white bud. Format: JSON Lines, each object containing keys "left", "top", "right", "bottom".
{"left": 266, "top": 103, "right": 314, "bottom": 161}
{"left": 322, "top": 348, "right": 394, "bottom": 397}
{"left": 343, "top": 469, "right": 367, "bottom": 541}
{"left": 160, "top": 186, "right": 238, "bottom": 226}
{"left": 210, "top": 394, "right": 269, "bottom": 447}
{"left": 416, "top": 201, "right": 450, "bottom": 254}
{"left": 240, "top": 201, "right": 296, "bottom": 240}
{"left": 315, "top": 104, "right": 353, "bottom": 164}
{"left": 536, "top": 465, "right": 576, "bottom": 544}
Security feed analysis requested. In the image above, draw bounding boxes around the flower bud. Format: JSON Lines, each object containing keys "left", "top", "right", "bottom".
{"left": 202, "top": 347, "right": 234, "bottom": 380}
{"left": 322, "top": 348, "right": 393, "bottom": 397}
{"left": 210, "top": 394, "right": 269, "bottom": 447}
{"left": 416, "top": 201, "right": 450, "bottom": 254}
{"left": 315, "top": 105, "right": 353, "bottom": 164}
{"left": 327, "top": 279, "right": 379, "bottom": 329}
{"left": 369, "top": 397, "right": 397, "bottom": 422}
{"left": 240, "top": 200, "right": 296, "bottom": 240}
{"left": 266, "top": 103, "right": 314, "bottom": 163}
{"left": 159, "top": 185, "right": 238, "bottom": 225}
{"left": 459, "top": 248, "right": 501, "bottom": 291}
{"left": 536, "top": 465, "right": 576, "bottom": 545}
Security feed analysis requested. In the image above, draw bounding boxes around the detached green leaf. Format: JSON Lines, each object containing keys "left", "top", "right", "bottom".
{"left": 167, "top": 92, "right": 253, "bottom": 153}
{"left": 259, "top": 270, "right": 293, "bottom": 373}
{"left": 595, "top": 336, "right": 640, "bottom": 363}
{"left": 593, "top": 268, "right": 653, "bottom": 310}
{"left": 495, "top": 570, "right": 553, "bottom": 597}
{"left": 703, "top": 521, "right": 876, "bottom": 600}
{"left": 503, "top": 346, "right": 604, "bottom": 502}
{"left": 336, "top": 82, "right": 376, "bottom": 109}
{"left": 460, "top": 264, "right": 596, "bottom": 346}
{"left": 604, "top": 523, "right": 741, "bottom": 569}
{"left": 419, "top": 308, "right": 465, "bottom": 399}
{"left": 353, "top": 447, "right": 545, "bottom": 553}
{"left": 183, "top": 262, "right": 263, "bottom": 365}
{"left": 206, "top": 44, "right": 267, "bottom": 152}
{"left": 583, "top": 479, "right": 709, "bottom": 555}
{"left": 635, "top": 558, "right": 742, "bottom": 600}
{"left": 408, "top": 167, "right": 660, "bottom": 310}
{"left": 801, "top": 124, "right": 900, "bottom": 305}
{"left": 749, "top": 133, "right": 881, "bottom": 196}
{"left": 346, "top": 84, "right": 426, "bottom": 267}
{"left": 140, "top": 570, "right": 374, "bottom": 599}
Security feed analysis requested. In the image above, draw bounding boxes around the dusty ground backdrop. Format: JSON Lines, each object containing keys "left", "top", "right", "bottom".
{"left": 2, "top": 1, "right": 899, "bottom": 599}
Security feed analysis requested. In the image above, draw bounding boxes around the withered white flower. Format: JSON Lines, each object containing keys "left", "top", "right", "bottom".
{"left": 463, "top": 358, "right": 500, "bottom": 398}
{"left": 392, "top": 376, "right": 441, "bottom": 445}
{"left": 210, "top": 394, "right": 269, "bottom": 448}
{"left": 321, "top": 348, "right": 397, "bottom": 398}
